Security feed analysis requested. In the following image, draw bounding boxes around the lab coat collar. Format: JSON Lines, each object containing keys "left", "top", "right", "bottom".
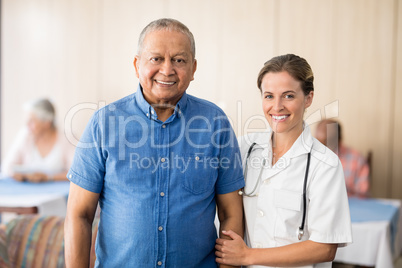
{"left": 287, "top": 123, "right": 314, "bottom": 159}
{"left": 249, "top": 129, "right": 273, "bottom": 162}
{"left": 247, "top": 123, "right": 315, "bottom": 169}
{"left": 261, "top": 123, "right": 314, "bottom": 170}
{"left": 253, "top": 122, "right": 314, "bottom": 158}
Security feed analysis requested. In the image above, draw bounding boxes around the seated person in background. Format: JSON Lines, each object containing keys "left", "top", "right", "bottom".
{"left": 2, "top": 98, "right": 74, "bottom": 182}
{"left": 315, "top": 119, "right": 370, "bottom": 197}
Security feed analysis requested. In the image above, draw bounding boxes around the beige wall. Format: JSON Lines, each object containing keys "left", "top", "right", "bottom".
{"left": 2, "top": 0, "right": 401, "bottom": 199}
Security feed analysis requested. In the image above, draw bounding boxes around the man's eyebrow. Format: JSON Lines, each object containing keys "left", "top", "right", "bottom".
{"left": 147, "top": 51, "right": 162, "bottom": 56}
{"left": 145, "top": 51, "right": 190, "bottom": 58}
{"left": 173, "top": 52, "right": 191, "bottom": 57}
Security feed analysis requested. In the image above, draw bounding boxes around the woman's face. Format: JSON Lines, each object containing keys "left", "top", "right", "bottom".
{"left": 26, "top": 112, "right": 52, "bottom": 137}
{"left": 261, "top": 71, "right": 313, "bottom": 136}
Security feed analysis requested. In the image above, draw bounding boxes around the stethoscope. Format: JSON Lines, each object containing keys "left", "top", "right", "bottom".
{"left": 238, "top": 142, "right": 312, "bottom": 240}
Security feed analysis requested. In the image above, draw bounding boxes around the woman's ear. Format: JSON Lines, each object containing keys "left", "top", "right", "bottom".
{"left": 305, "top": 91, "right": 314, "bottom": 108}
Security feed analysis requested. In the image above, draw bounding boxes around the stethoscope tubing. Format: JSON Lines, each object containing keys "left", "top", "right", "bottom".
{"left": 241, "top": 142, "right": 311, "bottom": 240}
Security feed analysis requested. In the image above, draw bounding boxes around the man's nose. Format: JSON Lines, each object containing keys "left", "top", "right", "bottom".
{"left": 159, "top": 60, "right": 175, "bottom": 76}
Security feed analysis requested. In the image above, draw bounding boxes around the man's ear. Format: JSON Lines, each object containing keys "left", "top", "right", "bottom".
{"left": 133, "top": 56, "right": 140, "bottom": 78}
{"left": 191, "top": 59, "right": 197, "bottom": 81}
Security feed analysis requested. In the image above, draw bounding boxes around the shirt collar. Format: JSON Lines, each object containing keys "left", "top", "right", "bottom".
{"left": 135, "top": 84, "right": 188, "bottom": 120}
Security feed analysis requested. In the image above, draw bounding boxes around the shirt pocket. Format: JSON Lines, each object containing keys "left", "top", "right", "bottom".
{"left": 181, "top": 154, "right": 218, "bottom": 195}
{"left": 274, "top": 189, "right": 303, "bottom": 241}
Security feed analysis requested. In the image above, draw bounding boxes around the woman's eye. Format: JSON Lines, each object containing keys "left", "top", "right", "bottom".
{"left": 285, "top": 94, "right": 295, "bottom": 99}
{"left": 264, "top": 95, "right": 273, "bottom": 99}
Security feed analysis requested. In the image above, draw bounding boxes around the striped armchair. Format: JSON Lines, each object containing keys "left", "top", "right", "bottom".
{"left": 0, "top": 215, "right": 98, "bottom": 268}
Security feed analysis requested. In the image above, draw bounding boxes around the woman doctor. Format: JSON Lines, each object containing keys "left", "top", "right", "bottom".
{"left": 215, "top": 54, "right": 352, "bottom": 267}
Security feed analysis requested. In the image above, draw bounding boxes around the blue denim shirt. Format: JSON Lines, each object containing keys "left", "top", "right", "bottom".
{"left": 68, "top": 85, "right": 245, "bottom": 267}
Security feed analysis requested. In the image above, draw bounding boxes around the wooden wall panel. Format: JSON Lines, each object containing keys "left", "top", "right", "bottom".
{"left": 329, "top": 0, "right": 395, "bottom": 197}
{"left": 274, "top": 0, "right": 335, "bottom": 123}
{"left": 392, "top": 0, "right": 402, "bottom": 199}
{"left": 217, "top": 0, "right": 275, "bottom": 137}
{"left": 1, "top": 0, "right": 101, "bottom": 151}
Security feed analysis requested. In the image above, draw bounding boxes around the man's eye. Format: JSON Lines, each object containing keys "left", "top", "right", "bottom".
{"left": 151, "top": 57, "right": 160, "bottom": 62}
{"left": 174, "top": 58, "right": 185, "bottom": 64}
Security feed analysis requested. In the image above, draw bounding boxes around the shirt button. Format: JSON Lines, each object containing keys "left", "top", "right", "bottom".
{"left": 151, "top": 110, "right": 154, "bottom": 114}
{"left": 69, "top": 174, "right": 72, "bottom": 179}
{"left": 258, "top": 210, "right": 264, "bottom": 217}
{"left": 146, "top": 113, "right": 149, "bottom": 117}
{"left": 158, "top": 226, "right": 163, "bottom": 231}
{"left": 195, "top": 156, "right": 200, "bottom": 161}
{"left": 157, "top": 261, "right": 162, "bottom": 266}
{"left": 162, "top": 124, "right": 166, "bottom": 128}
{"left": 161, "top": 158, "right": 166, "bottom": 163}
{"left": 160, "top": 192, "right": 165, "bottom": 197}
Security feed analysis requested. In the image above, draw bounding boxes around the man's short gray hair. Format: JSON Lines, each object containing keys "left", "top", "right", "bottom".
{"left": 137, "top": 18, "right": 196, "bottom": 59}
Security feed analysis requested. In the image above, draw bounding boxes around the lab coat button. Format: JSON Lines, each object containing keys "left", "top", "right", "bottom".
{"left": 258, "top": 210, "right": 264, "bottom": 217}
{"left": 160, "top": 192, "right": 165, "bottom": 197}
{"left": 158, "top": 226, "right": 163, "bottom": 231}
{"left": 161, "top": 158, "right": 166, "bottom": 163}
{"left": 195, "top": 156, "right": 200, "bottom": 161}
{"left": 157, "top": 261, "right": 162, "bottom": 266}
{"left": 162, "top": 124, "right": 166, "bottom": 128}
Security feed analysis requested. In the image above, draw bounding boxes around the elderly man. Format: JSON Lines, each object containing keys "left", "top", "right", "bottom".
{"left": 64, "top": 18, "right": 244, "bottom": 267}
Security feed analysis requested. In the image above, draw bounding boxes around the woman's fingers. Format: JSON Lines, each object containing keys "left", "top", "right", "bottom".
{"left": 216, "top": 230, "right": 246, "bottom": 266}
{"left": 222, "top": 229, "right": 240, "bottom": 240}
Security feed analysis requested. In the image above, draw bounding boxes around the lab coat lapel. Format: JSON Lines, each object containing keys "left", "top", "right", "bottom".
{"left": 262, "top": 123, "right": 314, "bottom": 179}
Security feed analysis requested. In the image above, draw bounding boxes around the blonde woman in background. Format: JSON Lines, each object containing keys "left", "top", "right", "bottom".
{"left": 215, "top": 54, "right": 352, "bottom": 267}
{"left": 2, "top": 98, "right": 74, "bottom": 182}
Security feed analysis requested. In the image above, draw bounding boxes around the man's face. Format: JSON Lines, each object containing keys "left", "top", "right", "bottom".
{"left": 134, "top": 30, "right": 197, "bottom": 107}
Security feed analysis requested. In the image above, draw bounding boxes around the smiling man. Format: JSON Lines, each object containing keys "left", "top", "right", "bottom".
{"left": 64, "top": 18, "right": 244, "bottom": 268}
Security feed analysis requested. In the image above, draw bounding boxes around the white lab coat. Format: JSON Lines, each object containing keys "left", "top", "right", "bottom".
{"left": 240, "top": 124, "right": 353, "bottom": 268}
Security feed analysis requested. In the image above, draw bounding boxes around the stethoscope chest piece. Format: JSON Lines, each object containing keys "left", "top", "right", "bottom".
{"left": 298, "top": 228, "right": 304, "bottom": 240}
